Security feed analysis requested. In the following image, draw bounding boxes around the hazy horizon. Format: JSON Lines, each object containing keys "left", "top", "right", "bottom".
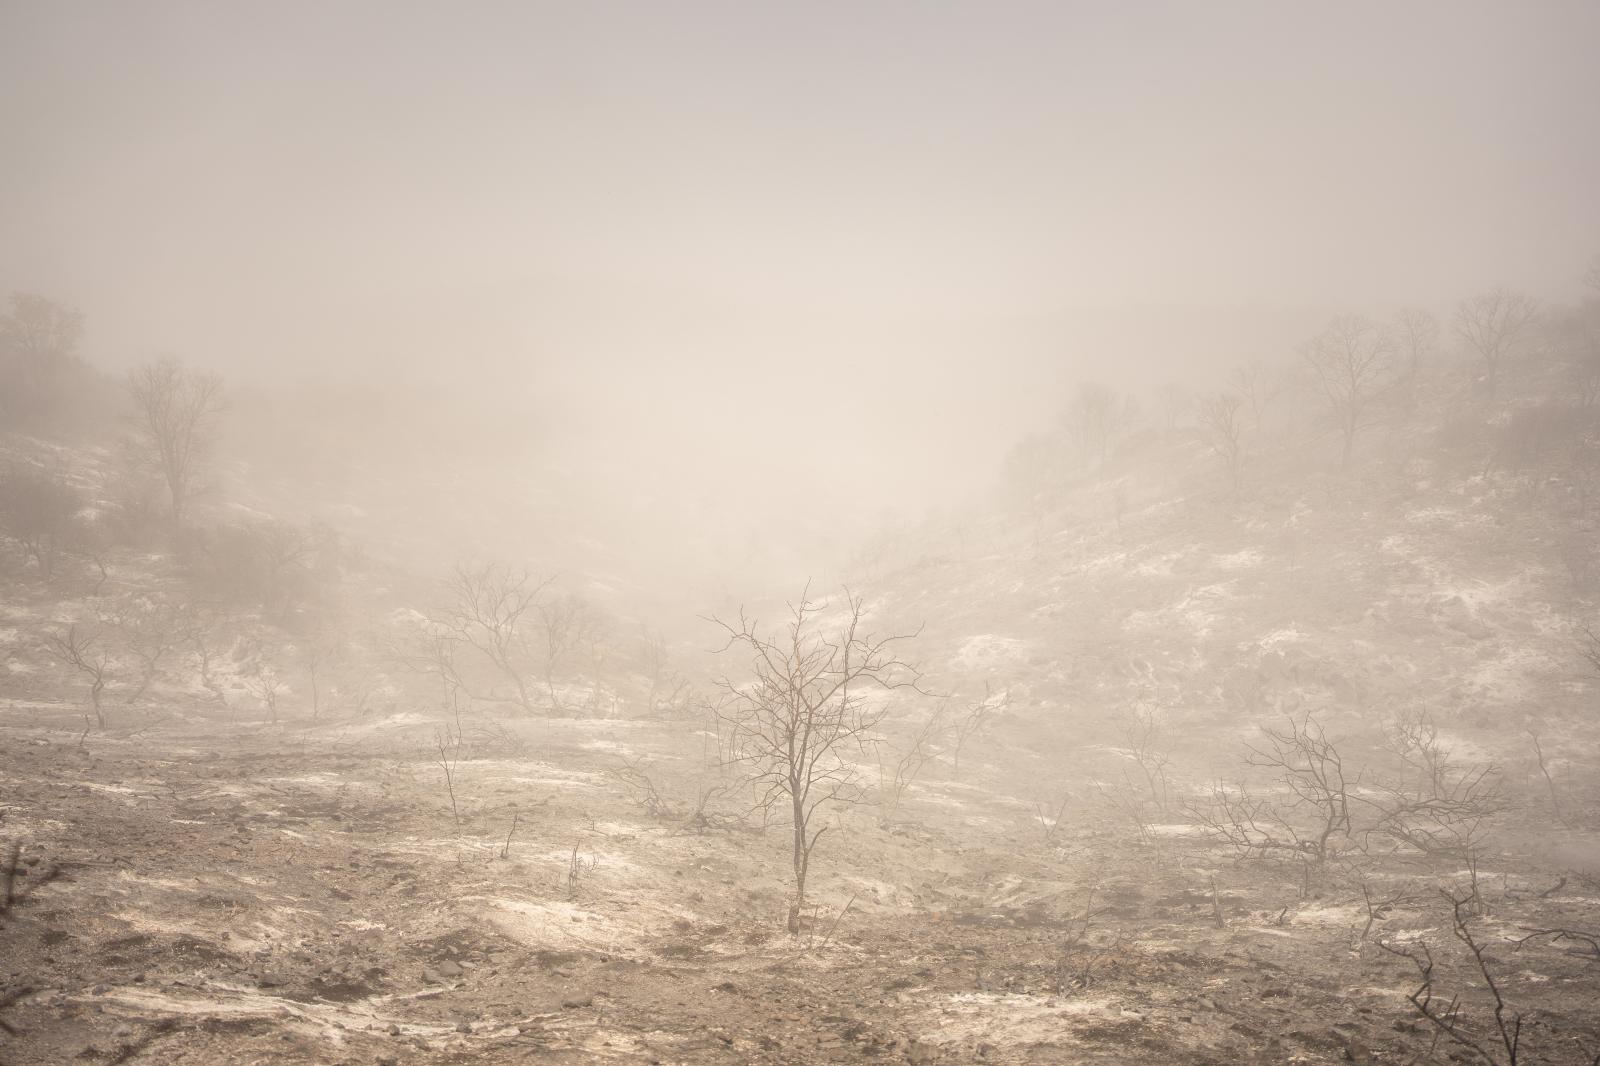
{"left": 4, "top": 0, "right": 1599, "bottom": 518}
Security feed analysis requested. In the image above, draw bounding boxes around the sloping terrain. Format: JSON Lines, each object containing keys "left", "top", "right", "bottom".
{"left": 4, "top": 358, "right": 1600, "bottom": 1064}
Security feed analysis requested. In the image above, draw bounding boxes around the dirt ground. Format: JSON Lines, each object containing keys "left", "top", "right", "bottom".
{"left": 3, "top": 702, "right": 1598, "bottom": 1066}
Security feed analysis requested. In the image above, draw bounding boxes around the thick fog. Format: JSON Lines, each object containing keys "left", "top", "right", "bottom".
{"left": 5, "top": 3, "right": 1598, "bottom": 575}
{"left": 5, "top": 4, "right": 1600, "bottom": 1065}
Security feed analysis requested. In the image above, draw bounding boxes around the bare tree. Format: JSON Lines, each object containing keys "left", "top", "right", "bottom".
{"left": 68, "top": 513, "right": 114, "bottom": 595}
{"left": 1579, "top": 622, "right": 1600, "bottom": 679}
{"left": 1197, "top": 391, "right": 1245, "bottom": 495}
{"left": 711, "top": 588, "right": 924, "bottom": 931}
{"left": 126, "top": 359, "right": 225, "bottom": 526}
{"left": 301, "top": 616, "right": 347, "bottom": 720}
{"left": 435, "top": 725, "right": 464, "bottom": 829}
{"left": 46, "top": 626, "right": 112, "bottom": 729}
{"left": 0, "top": 293, "right": 83, "bottom": 363}
{"left": 874, "top": 700, "right": 950, "bottom": 824}
{"left": 255, "top": 520, "right": 322, "bottom": 622}
{"left": 1243, "top": 713, "right": 1355, "bottom": 870}
{"left": 0, "top": 293, "right": 87, "bottom": 430}
{"left": 949, "top": 682, "right": 1007, "bottom": 774}
{"left": 1378, "top": 891, "right": 1530, "bottom": 1066}
{"left": 189, "top": 608, "right": 233, "bottom": 705}
{"left": 245, "top": 664, "right": 285, "bottom": 725}
{"left": 393, "top": 623, "right": 470, "bottom": 708}
{"left": 642, "top": 628, "right": 692, "bottom": 717}
{"left": 1455, "top": 288, "right": 1539, "bottom": 400}
{"left": 1118, "top": 701, "right": 1172, "bottom": 815}
{"left": 536, "top": 592, "right": 594, "bottom": 712}
{"left": 1302, "top": 314, "right": 1395, "bottom": 469}
{"left": 1394, "top": 307, "right": 1439, "bottom": 409}
{"left": 1369, "top": 709, "right": 1507, "bottom": 857}
{"left": 107, "top": 595, "right": 195, "bottom": 705}
{"left": 1188, "top": 712, "right": 1357, "bottom": 871}
{"left": 1231, "top": 361, "right": 1281, "bottom": 433}
{"left": 440, "top": 562, "right": 553, "bottom": 713}
{"left": 1526, "top": 729, "right": 1568, "bottom": 830}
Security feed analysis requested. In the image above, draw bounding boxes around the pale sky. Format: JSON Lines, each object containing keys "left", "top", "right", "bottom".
{"left": 3, "top": 1, "right": 1598, "bottom": 508}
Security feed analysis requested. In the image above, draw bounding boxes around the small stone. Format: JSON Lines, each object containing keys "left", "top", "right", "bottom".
{"left": 561, "top": 994, "right": 593, "bottom": 1009}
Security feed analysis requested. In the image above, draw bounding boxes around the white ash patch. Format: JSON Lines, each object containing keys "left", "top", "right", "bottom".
{"left": 1132, "top": 550, "right": 1188, "bottom": 577}
{"left": 76, "top": 782, "right": 146, "bottom": 797}
{"left": 839, "top": 875, "right": 919, "bottom": 908}
{"left": 956, "top": 634, "right": 1029, "bottom": 672}
{"left": 470, "top": 895, "right": 685, "bottom": 953}
{"left": 593, "top": 821, "right": 652, "bottom": 837}
{"left": 1379, "top": 534, "right": 1411, "bottom": 555}
{"left": 1289, "top": 903, "right": 1363, "bottom": 927}
{"left": 257, "top": 772, "right": 348, "bottom": 788}
{"left": 114, "top": 871, "right": 197, "bottom": 893}
{"left": 87, "top": 982, "right": 468, "bottom": 1043}
{"left": 1149, "top": 823, "right": 1206, "bottom": 837}
{"left": 918, "top": 991, "right": 1117, "bottom": 1047}
{"left": 1214, "top": 549, "right": 1264, "bottom": 570}
{"left": 1256, "top": 626, "right": 1306, "bottom": 648}
{"left": 579, "top": 737, "right": 634, "bottom": 754}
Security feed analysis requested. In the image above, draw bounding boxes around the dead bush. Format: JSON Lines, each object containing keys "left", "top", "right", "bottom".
{"left": 1366, "top": 708, "right": 1509, "bottom": 859}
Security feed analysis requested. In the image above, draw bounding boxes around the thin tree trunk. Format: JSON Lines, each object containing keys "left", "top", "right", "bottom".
{"left": 789, "top": 789, "right": 807, "bottom": 933}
